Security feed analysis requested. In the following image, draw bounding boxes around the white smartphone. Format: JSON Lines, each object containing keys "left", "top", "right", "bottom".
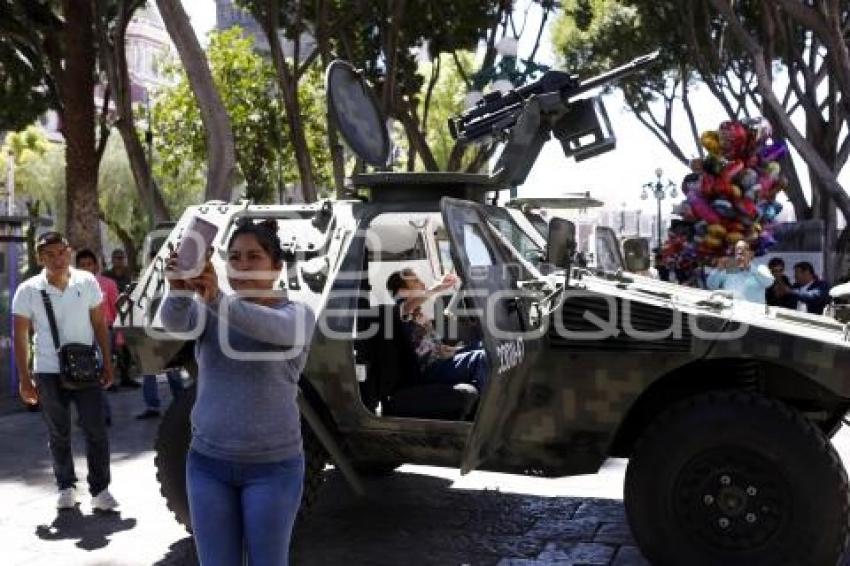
{"left": 174, "top": 216, "right": 218, "bottom": 278}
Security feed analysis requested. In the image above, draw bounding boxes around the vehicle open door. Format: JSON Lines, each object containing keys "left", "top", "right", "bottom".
{"left": 440, "top": 198, "right": 546, "bottom": 474}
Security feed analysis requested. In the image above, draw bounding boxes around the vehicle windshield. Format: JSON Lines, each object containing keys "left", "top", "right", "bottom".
{"left": 484, "top": 206, "right": 545, "bottom": 265}
{"left": 524, "top": 212, "right": 549, "bottom": 239}
{"left": 595, "top": 226, "right": 625, "bottom": 272}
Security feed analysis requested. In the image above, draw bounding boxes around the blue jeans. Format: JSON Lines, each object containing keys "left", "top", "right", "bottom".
{"left": 187, "top": 449, "right": 305, "bottom": 566}
{"left": 423, "top": 347, "right": 489, "bottom": 391}
{"left": 141, "top": 369, "right": 183, "bottom": 410}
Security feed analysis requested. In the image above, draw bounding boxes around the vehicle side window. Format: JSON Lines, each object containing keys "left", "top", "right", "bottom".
{"left": 367, "top": 232, "right": 428, "bottom": 261}
{"left": 436, "top": 239, "right": 454, "bottom": 273}
{"left": 483, "top": 207, "right": 543, "bottom": 264}
{"left": 463, "top": 224, "right": 495, "bottom": 267}
{"left": 595, "top": 227, "right": 624, "bottom": 271}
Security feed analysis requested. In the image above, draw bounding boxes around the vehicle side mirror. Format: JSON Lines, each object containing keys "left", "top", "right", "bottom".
{"left": 547, "top": 218, "right": 576, "bottom": 269}
{"left": 622, "top": 237, "right": 650, "bottom": 272}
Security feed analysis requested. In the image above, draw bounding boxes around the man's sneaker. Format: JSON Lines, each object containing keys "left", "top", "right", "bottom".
{"left": 91, "top": 489, "right": 119, "bottom": 512}
{"left": 135, "top": 409, "right": 161, "bottom": 420}
{"left": 57, "top": 487, "right": 77, "bottom": 509}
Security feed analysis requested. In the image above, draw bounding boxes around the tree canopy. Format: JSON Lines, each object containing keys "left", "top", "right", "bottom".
{"left": 152, "top": 27, "right": 331, "bottom": 203}
{"left": 551, "top": 0, "right": 850, "bottom": 278}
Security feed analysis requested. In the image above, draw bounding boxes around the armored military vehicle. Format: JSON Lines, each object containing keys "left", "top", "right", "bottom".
{"left": 118, "top": 56, "right": 850, "bottom": 566}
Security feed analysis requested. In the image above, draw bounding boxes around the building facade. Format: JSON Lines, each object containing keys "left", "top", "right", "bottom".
{"left": 215, "top": 0, "right": 316, "bottom": 59}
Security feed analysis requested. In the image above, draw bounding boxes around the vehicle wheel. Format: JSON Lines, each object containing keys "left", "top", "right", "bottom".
{"left": 625, "top": 391, "right": 849, "bottom": 566}
{"left": 299, "top": 425, "right": 329, "bottom": 513}
{"left": 154, "top": 383, "right": 195, "bottom": 530}
{"left": 154, "top": 385, "right": 329, "bottom": 531}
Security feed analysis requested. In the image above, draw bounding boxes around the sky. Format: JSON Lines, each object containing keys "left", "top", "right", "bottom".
{"left": 186, "top": 1, "right": 216, "bottom": 45}
{"left": 183, "top": 1, "right": 823, "bottom": 225}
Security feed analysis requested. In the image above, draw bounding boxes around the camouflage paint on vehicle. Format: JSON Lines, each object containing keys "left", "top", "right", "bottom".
{"left": 119, "top": 179, "right": 850, "bottom": 479}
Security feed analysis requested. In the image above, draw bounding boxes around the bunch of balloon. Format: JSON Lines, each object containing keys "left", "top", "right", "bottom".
{"left": 662, "top": 118, "right": 786, "bottom": 279}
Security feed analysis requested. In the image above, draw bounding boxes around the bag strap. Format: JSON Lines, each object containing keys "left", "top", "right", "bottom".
{"left": 40, "top": 290, "right": 62, "bottom": 352}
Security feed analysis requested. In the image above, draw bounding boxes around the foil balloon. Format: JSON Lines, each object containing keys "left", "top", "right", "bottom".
{"left": 688, "top": 192, "right": 721, "bottom": 224}
{"left": 712, "top": 198, "right": 736, "bottom": 218}
{"left": 736, "top": 198, "right": 759, "bottom": 218}
{"left": 736, "top": 168, "right": 759, "bottom": 189}
{"left": 701, "top": 131, "right": 722, "bottom": 155}
{"left": 719, "top": 121, "right": 749, "bottom": 158}
{"left": 759, "top": 140, "right": 788, "bottom": 163}
{"left": 662, "top": 117, "right": 781, "bottom": 273}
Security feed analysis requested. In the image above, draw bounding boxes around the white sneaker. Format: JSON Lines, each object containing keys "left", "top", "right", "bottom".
{"left": 91, "top": 489, "right": 119, "bottom": 512}
{"left": 57, "top": 487, "right": 77, "bottom": 509}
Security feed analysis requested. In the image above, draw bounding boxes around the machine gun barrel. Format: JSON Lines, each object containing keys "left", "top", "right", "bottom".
{"left": 449, "top": 51, "right": 660, "bottom": 144}
{"left": 574, "top": 51, "right": 659, "bottom": 95}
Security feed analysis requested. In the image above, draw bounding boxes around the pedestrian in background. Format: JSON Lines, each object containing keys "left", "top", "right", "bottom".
{"left": 11, "top": 232, "right": 119, "bottom": 511}
{"left": 787, "top": 261, "right": 830, "bottom": 314}
{"left": 137, "top": 249, "right": 184, "bottom": 420}
{"left": 764, "top": 257, "right": 797, "bottom": 309}
{"left": 75, "top": 249, "right": 118, "bottom": 425}
{"left": 102, "top": 248, "right": 138, "bottom": 389}
{"left": 161, "top": 218, "right": 315, "bottom": 565}
{"left": 135, "top": 368, "right": 184, "bottom": 419}
{"left": 103, "top": 248, "right": 132, "bottom": 292}
{"left": 706, "top": 240, "right": 773, "bottom": 303}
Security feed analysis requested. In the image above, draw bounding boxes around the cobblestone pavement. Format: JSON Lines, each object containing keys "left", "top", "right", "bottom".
{"left": 3, "top": 386, "right": 850, "bottom": 565}
{"left": 292, "top": 470, "right": 646, "bottom": 566}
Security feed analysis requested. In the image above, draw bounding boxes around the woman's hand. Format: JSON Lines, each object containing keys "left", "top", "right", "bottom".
{"left": 192, "top": 260, "right": 219, "bottom": 303}
{"left": 164, "top": 251, "right": 191, "bottom": 290}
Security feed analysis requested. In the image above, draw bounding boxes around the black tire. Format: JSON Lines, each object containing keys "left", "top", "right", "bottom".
{"left": 625, "top": 391, "right": 850, "bottom": 566}
{"left": 154, "top": 383, "right": 195, "bottom": 530}
{"left": 154, "top": 385, "right": 329, "bottom": 532}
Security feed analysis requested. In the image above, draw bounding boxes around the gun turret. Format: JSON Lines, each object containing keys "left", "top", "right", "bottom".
{"left": 447, "top": 51, "right": 659, "bottom": 191}
{"left": 449, "top": 51, "right": 659, "bottom": 146}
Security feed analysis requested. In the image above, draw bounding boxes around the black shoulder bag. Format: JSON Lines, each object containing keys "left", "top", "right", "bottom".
{"left": 40, "top": 290, "right": 101, "bottom": 390}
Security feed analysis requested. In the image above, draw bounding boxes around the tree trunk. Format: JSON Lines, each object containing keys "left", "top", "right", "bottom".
{"left": 25, "top": 201, "right": 42, "bottom": 278}
{"left": 156, "top": 0, "right": 236, "bottom": 202}
{"left": 99, "top": 212, "right": 139, "bottom": 273}
{"left": 446, "top": 141, "right": 468, "bottom": 172}
{"left": 95, "top": 0, "right": 171, "bottom": 224}
{"left": 316, "top": 0, "right": 346, "bottom": 197}
{"left": 62, "top": 0, "right": 101, "bottom": 253}
{"left": 393, "top": 102, "right": 439, "bottom": 171}
{"left": 263, "top": 0, "right": 317, "bottom": 202}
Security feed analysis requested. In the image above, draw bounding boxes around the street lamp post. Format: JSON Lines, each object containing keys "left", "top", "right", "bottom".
{"left": 620, "top": 202, "right": 627, "bottom": 234}
{"left": 641, "top": 167, "right": 677, "bottom": 248}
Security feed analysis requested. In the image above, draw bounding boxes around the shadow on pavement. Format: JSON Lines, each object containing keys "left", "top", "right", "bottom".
{"left": 35, "top": 507, "right": 137, "bottom": 550}
{"left": 292, "top": 469, "right": 637, "bottom": 566}
{"left": 0, "top": 388, "right": 167, "bottom": 488}
{"left": 153, "top": 536, "right": 198, "bottom": 566}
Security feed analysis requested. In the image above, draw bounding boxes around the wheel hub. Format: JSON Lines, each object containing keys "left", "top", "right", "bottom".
{"left": 673, "top": 448, "right": 788, "bottom": 551}
{"left": 717, "top": 485, "right": 747, "bottom": 516}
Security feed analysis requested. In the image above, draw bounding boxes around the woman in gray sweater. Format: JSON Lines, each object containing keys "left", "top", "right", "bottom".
{"left": 161, "top": 218, "right": 315, "bottom": 566}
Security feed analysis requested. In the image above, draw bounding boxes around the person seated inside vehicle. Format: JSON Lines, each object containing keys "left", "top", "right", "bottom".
{"left": 386, "top": 268, "right": 489, "bottom": 393}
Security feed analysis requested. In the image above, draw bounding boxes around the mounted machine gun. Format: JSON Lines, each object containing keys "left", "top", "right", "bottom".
{"left": 448, "top": 51, "right": 660, "bottom": 190}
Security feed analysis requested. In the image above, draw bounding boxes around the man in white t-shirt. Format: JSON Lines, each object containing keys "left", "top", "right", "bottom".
{"left": 11, "top": 232, "right": 119, "bottom": 511}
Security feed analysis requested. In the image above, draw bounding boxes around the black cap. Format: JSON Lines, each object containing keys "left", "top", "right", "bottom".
{"left": 35, "top": 231, "right": 68, "bottom": 251}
